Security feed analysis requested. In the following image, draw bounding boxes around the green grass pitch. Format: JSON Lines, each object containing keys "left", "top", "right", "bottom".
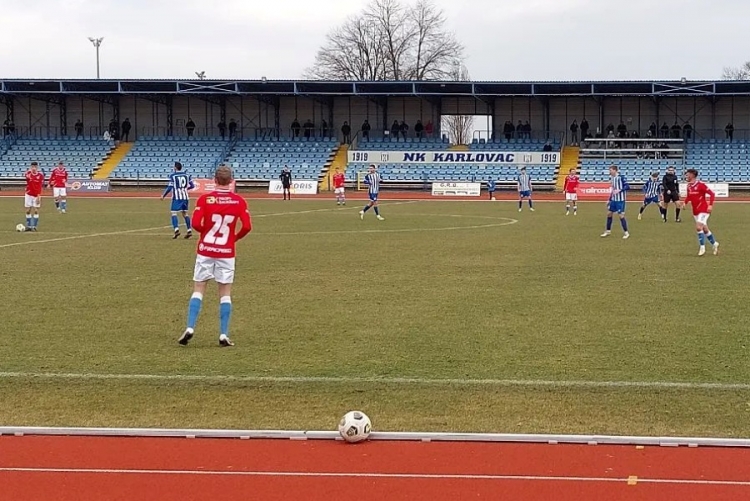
{"left": 1, "top": 196, "right": 749, "bottom": 437}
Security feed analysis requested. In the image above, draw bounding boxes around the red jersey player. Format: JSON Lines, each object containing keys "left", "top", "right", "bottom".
{"left": 49, "top": 161, "right": 69, "bottom": 213}
{"left": 179, "top": 165, "right": 252, "bottom": 347}
{"left": 24, "top": 161, "right": 45, "bottom": 231}
{"left": 333, "top": 168, "right": 346, "bottom": 205}
{"left": 681, "top": 168, "right": 719, "bottom": 256}
{"left": 563, "top": 168, "right": 580, "bottom": 216}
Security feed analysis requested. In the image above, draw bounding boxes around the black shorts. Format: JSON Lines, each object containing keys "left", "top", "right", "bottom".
{"left": 282, "top": 183, "right": 291, "bottom": 189}
{"left": 663, "top": 192, "right": 680, "bottom": 204}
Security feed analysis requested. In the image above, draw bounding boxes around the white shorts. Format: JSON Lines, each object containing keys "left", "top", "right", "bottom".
{"left": 334, "top": 187, "right": 345, "bottom": 195}
{"left": 53, "top": 187, "right": 67, "bottom": 198}
{"left": 694, "top": 213, "right": 710, "bottom": 225}
{"left": 565, "top": 193, "right": 577, "bottom": 201}
{"left": 24, "top": 194, "right": 41, "bottom": 208}
{"left": 193, "top": 255, "right": 236, "bottom": 284}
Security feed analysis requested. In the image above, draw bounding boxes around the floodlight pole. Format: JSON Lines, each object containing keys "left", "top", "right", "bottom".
{"left": 88, "top": 37, "right": 104, "bottom": 79}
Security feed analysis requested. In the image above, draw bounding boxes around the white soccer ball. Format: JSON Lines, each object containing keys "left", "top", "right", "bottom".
{"left": 15, "top": 224, "right": 25, "bottom": 232}
{"left": 338, "top": 410, "right": 372, "bottom": 443}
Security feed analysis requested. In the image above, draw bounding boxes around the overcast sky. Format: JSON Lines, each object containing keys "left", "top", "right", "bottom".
{"left": 0, "top": 0, "right": 747, "bottom": 81}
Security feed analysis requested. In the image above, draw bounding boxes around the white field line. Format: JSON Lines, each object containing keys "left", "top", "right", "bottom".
{"left": 1, "top": 371, "right": 749, "bottom": 391}
{"left": 0, "top": 467, "right": 748, "bottom": 486}
{"left": 0, "top": 226, "right": 173, "bottom": 249}
{"left": 0, "top": 201, "right": 420, "bottom": 249}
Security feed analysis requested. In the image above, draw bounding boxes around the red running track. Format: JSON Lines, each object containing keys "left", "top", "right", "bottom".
{"left": 1, "top": 436, "right": 750, "bottom": 500}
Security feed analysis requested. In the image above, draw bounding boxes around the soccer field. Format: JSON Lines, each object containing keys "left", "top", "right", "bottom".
{"left": 1, "top": 196, "right": 749, "bottom": 437}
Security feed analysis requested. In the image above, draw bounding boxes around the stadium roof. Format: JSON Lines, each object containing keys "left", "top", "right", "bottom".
{"left": 1, "top": 79, "right": 750, "bottom": 97}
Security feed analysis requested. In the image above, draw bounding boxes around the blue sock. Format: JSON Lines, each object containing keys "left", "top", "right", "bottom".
{"left": 32, "top": 214, "right": 39, "bottom": 228}
{"left": 374, "top": 206, "right": 380, "bottom": 216}
{"left": 528, "top": 199, "right": 533, "bottom": 208}
{"left": 219, "top": 296, "right": 232, "bottom": 336}
{"left": 61, "top": 200, "right": 67, "bottom": 211}
{"left": 518, "top": 200, "right": 523, "bottom": 209}
{"left": 55, "top": 200, "right": 59, "bottom": 208}
{"left": 363, "top": 205, "right": 371, "bottom": 213}
{"left": 606, "top": 216, "right": 613, "bottom": 231}
{"left": 705, "top": 232, "right": 716, "bottom": 245}
{"left": 620, "top": 218, "right": 628, "bottom": 232}
{"left": 697, "top": 232, "right": 706, "bottom": 246}
{"left": 187, "top": 293, "right": 203, "bottom": 330}
{"left": 26, "top": 215, "right": 32, "bottom": 227}
{"left": 171, "top": 215, "right": 179, "bottom": 230}
{"left": 184, "top": 216, "right": 192, "bottom": 230}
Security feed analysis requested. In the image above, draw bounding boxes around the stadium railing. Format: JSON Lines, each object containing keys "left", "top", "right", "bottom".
{"left": 471, "top": 129, "right": 565, "bottom": 144}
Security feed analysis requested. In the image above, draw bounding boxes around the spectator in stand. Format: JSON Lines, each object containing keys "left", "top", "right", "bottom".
{"left": 516, "top": 120, "right": 524, "bottom": 138}
{"left": 186, "top": 118, "right": 196, "bottom": 137}
{"left": 217, "top": 119, "right": 226, "bottom": 139}
{"left": 543, "top": 142, "right": 553, "bottom": 152}
{"left": 726, "top": 122, "right": 734, "bottom": 141}
{"left": 605, "top": 123, "right": 615, "bottom": 136}
{"left": 341, "top": 121, "right": 351, "bottom": 143}
{"left": 361, "top": 119, "right": 371, "bottom": 140}
{"left": 400, "top": 120, "right": 409, "bottom": 139}
{"left": 2, "top": 119, "right": 8, "bottom": 138}
{"left": 321, "top": 119, "right": 329, "bottom": 138}
{"left": 425, "top": 120, "right": 434, "bottom": 137}
{"left": 660, "top": 122, "right": 670, "bottom": 138}
{"left": 303, "top": 119, "right": 314, "bottom": 139}
{"left": 414, "top": 119, "right": 424, "bottom": 138}
{"left": 291, "top": 119, "right": 301, "bottom": 138}
{"left": 108, "top": 118, "right": 119, "bottom": 141}
{"left": 580, "top": 119, "right": 589, "bottom": 141}
{"left": 121, "top": 118, "right": 132, "bottom": 142}
{"left": 74, "top": 119, "right": 83, "bottom": 139}
{"left": 228, "top": 119, "right": 237, "bottom": 139}
{"left": 682, "top": 122, "right": 692, "bottom": 140}
{"left": 617, "top": 121, "right": 627, "bottom": 138}
{"left": 7, "top": 120, "right": 15, "bottom": 139}
{"left": 390, "top": 120, "right": 400, "bottom": 138}
{"left": 569, "top": 119, "right": 579, "bottom": 145}
{"left": 671, "top": 122, "right": 682, "bottom": 139}
{"left": 523, "top": 121, "right": 532, "bottom": 139}
{"left": 503, "top": 121, "right": 513, "bottom": 141}
{"left": 649, "top": 122, "right": 658, "bottom": 137}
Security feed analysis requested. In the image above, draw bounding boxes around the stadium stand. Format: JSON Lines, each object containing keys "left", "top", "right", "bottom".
{"left": 347, "top": 136, "right": 560, "bottom": 184}
{"left": 225, "top": 137, "right": 338, "bottom": 181}
{"left": 578, "top": 138, "right": 685, "bottom": 183}
{"left": 112, "top": 137, "right": 230, "bottom": 179}
{"left": 0, "top": 138, "right": 114, "bottom": 178}
{"left": 686, "top": 139, "right": 750, "bottom": 183}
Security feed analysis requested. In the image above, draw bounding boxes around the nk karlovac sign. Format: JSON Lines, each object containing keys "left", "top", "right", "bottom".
{"left": 348, "top": 151, "right": 560, "bottom": 165}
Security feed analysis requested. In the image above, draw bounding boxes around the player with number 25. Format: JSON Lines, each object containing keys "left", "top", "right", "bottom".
{"left": 179, "top": 165, "right": 252, "bottom": 347}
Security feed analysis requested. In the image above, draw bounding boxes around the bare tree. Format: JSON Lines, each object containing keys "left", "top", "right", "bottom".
{"left": 441, "top": 65, "right": 474, "bottom": 145}
{"left": 722, "top": 62, "right": 750, "bottom": 80}
{"left": 305, "top": 0, "right": 463, "bottom": 81}
{"left": 407, "top": 0, "right": 463, "bottom": 80}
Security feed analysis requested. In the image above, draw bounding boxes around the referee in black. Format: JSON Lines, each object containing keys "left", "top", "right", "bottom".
{"left": 280, "top": 165, "right": 292, "bottom": 200}
{"left": 661, "top": 165, "right": 681, "bottom": 222}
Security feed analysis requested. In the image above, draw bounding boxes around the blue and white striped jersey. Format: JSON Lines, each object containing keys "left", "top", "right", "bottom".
{"left": 165, "top": 171, "right": 193, "bottom": 200}
{"left": 365, "top": 172, "right": 381, "bottom": 195}
{"left": 643, "top": 178, "right": 661, "bottom": 198}
{"left": 610, "top": 174, "right": 629, "bottom": 201}
{"left": 517, "top": 173, "right": 532, "bottom": 191}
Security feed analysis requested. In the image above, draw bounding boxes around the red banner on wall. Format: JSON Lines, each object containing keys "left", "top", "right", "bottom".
{"left": 191, "top": 178, "right": 236, "bottom": 194}
{"left": 577, "top": 182, "right": 611, "bottom": 200}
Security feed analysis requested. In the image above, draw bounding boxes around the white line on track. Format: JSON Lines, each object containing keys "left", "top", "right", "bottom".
{"left": 0, "top": 467, "right": 747, "bottom": 486}
{"left": 1, "top": 371, "right": 749, "bottom": 391}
